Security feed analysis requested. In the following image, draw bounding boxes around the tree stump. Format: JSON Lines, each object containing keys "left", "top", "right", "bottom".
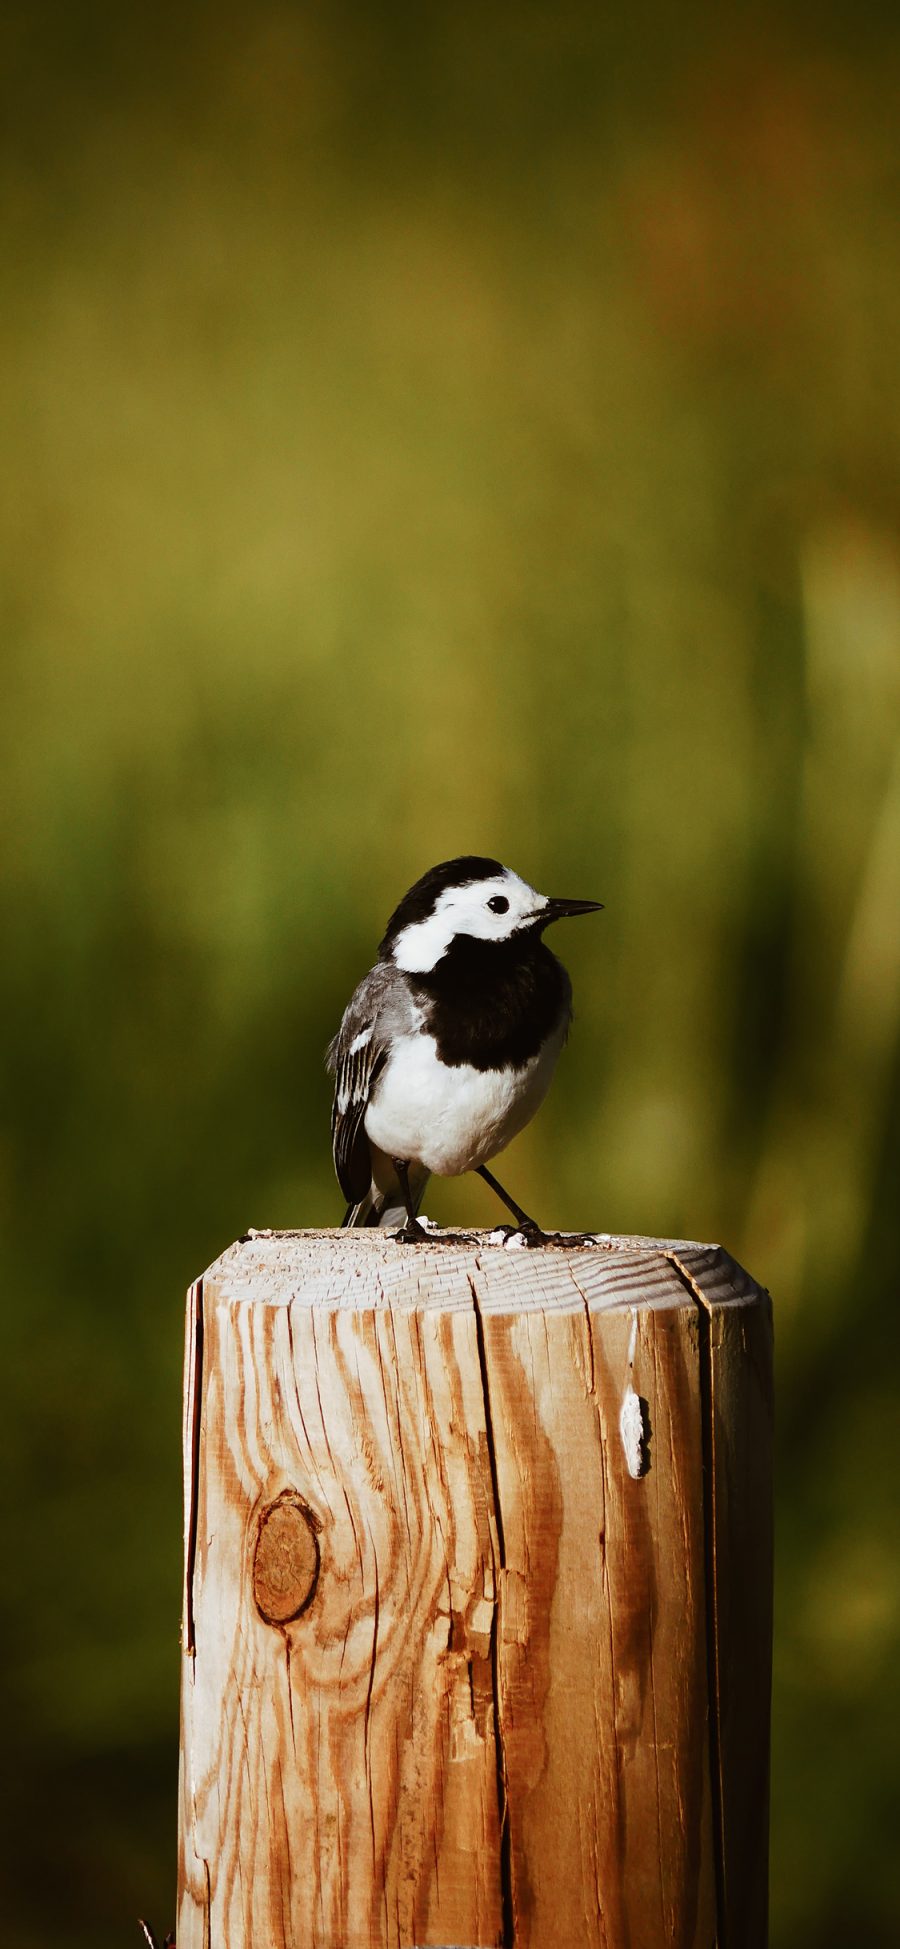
{"left": 177, "top": 1229, "right": 772, "bottom": 1949}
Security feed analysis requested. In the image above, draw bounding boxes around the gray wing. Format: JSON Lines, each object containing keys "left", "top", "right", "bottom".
{"left": 326, "top": 964, "right": 414, "bottom": 1203}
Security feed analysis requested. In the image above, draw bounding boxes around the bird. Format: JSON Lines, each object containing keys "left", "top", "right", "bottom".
{"left": 326, "top": 856, "right": 602, "bottom": 1241}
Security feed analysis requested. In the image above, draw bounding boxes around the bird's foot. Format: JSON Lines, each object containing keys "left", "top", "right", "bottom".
{"left": 491, "top": 1218, "right": 551, "bottom": 1247}
{"left": 395, "top": 1219, "right": 430, "bottom": 1245}
{"left": 519, "top": 1219, "right": 553, "bottom": 1247}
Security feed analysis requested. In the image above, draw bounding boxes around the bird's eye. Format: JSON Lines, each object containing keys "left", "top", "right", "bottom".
{"left": 487, "top": 895, "right": 510, "bottom": 914}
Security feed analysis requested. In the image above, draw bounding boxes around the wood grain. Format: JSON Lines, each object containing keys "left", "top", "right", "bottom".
{"left": 177, "top": 1230, "right": 772, "bottom": 1949}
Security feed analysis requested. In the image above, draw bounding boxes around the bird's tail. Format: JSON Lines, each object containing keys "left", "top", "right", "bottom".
{"left": 341, "top": 1171, "right": 429, "bottom": 1229}
{"left": 341, "top": 1189, "right": 387, "bottom": 1228}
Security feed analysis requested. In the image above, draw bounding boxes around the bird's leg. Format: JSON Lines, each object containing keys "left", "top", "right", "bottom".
{"left": 393, "top": 1158, "right": 429, "bottom": 1243}
{"left": 477, "top": 1164, "right": 546, "bottom": 1241}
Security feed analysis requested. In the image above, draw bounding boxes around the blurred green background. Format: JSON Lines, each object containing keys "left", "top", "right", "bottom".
{"left": 2, "top": 2, "right": 899, "bottom": 1943}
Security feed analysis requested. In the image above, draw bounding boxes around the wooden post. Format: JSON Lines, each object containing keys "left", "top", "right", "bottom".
{"left": 177, "top": 1230, "right": 772, "bottom": 1949}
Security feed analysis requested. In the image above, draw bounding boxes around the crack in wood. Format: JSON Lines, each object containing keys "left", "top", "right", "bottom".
{"left": 363, "top": 1555, "right": 381, "bottom": 1863}
{"left": 468, "top": 1271, "right": 514, "bottom": 1949}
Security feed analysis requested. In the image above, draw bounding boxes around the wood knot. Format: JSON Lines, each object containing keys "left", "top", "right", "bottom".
{"left": 252, "top": 1492, "right": 320, "bottom": 1625}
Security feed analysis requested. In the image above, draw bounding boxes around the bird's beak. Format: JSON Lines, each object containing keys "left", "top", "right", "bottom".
{"left": 540, "top": 897, "right": 604, "bottom": 925}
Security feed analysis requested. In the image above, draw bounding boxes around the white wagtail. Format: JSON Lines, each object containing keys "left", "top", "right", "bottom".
{"left": 327, "top": 856, "right": 602, "bottom": 1240}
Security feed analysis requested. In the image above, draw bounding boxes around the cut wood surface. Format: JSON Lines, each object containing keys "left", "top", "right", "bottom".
{"left": 177, "top": 1230, "right": 773, "bottom": 1949}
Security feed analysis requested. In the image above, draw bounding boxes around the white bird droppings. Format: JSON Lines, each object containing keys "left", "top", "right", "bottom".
{"left": 619, "top": 1386, "right": 647, "bottom": 1479}
{"left": 619, "top": 1310, "right": 650, "bottom": 1479}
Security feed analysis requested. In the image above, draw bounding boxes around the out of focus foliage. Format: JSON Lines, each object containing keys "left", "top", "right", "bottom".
{"left": 1, "top": 3, "right": 899, "bottom": 1943}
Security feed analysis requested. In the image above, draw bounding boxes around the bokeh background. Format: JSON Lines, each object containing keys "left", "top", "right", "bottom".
{"left": 2, "top": 2, "right": 899, "bottom": 1943}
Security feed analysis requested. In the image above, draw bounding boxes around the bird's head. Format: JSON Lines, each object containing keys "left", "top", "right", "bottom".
{"left": 379, "top": 856, "right": 602, "bottom": 974}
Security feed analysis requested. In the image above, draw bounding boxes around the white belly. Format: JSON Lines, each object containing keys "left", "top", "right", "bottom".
{"left": 364, "top": 1027, "right": 565, "bottom": 1178}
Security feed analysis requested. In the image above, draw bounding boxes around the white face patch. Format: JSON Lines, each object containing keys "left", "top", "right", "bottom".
{"left": 391, "top": 869, "right": 548, "bottom": 974}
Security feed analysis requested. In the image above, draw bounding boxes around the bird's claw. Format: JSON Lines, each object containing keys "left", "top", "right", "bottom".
{"left": 492, "top": 1219, "right": 549, "bottom": 1247}
{"left": 396, "top": 1220, "right": 430, "bottom": 1244}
